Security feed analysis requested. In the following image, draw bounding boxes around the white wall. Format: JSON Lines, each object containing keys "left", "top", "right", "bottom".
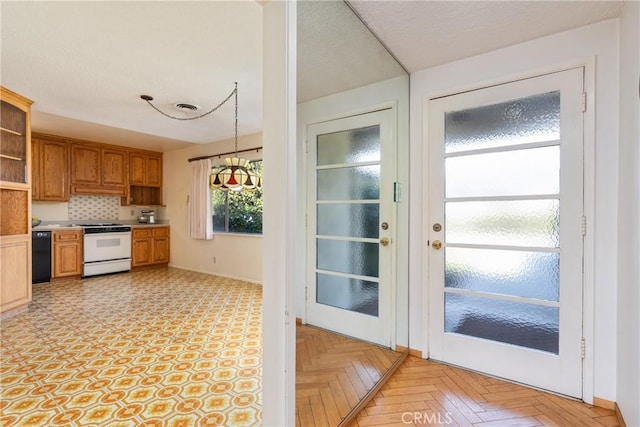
{"left": 163, "top": 133, "right": 263, "bottom": 283}
{"left": 296, "top": 75, "right": 410, "bottom": 347}
{"left": 261, "top": 1, "right": 297, "bottom": 425}
{"left": 616, "top": 2, "right": 640, "bottom": 425}
{"left": 409, "top": 20, "right": 620, "bottom": 401}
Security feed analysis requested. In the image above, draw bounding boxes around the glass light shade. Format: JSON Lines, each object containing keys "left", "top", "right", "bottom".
{"left": 210, "top": 156, "right": 260, "bottom": 192}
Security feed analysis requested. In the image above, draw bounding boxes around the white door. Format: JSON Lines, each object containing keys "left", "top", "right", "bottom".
{"left": 427, "top": 68, "right": 585, "bottom": 397}
{"left": 306, "top": 109, "right": 395, "bottom": 347}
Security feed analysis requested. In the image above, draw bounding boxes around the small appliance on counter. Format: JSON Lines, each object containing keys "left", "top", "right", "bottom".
{"left": 138, "top": 210, "right": 156, "bottom": 224}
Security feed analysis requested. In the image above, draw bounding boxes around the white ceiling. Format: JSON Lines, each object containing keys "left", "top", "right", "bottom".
{"left": 349, "top": 0, "right": 623, "bottom": 73}
{"left": 1, "top": 1, "right": 263, "bottom": 152}
{"left": 1, "top": 1, "right": 624, "bottom": 153}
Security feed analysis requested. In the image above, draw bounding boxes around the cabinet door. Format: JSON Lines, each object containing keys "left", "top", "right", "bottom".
{"left": 0, "top": 237, "right": 31, "bottom": 313}
{"left": 31, "top": 140, "right": 40, "bottom": 199}
{"left": 146, "top": 156, "right": 162, "bottom": 187}
{"left": 52, "top": 231, "right": 82, "bottom": 277}
{"left": 130, "top": 153, "right": 146, "bottom": 185}
{"left": 71, "top": 144, "right": 100, "bottom": 185}
{"left": 132, "top": 238, "right": 151, "bottom": 267}
{"left": 152, "top": 237, "right": 170, "bottom": 264}
{"left": 102, "top": 148, "right": 127, "bottom": 187}
{"left": 53, "top": 242, "right": 82, "bottom": 277}
{"left": 40, "top": 140, "right": 68, "bottom": 201}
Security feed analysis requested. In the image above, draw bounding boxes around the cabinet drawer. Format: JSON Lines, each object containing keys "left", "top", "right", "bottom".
{"left": 152, "top": 227, "right": 169, "bottom": 238}
{"left": 53, "top": 230, "right": 81, "bottom": 241}
{"left": 133, "top": 229, "right": 152, "bottom": 238}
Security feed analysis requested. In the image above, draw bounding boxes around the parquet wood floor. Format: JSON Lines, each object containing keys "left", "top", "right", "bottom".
{"left": 296, "top": 324, "right": 405, "bottom": 427}
{"left": 350, "top": 356, "right": 622, "bottom": 427}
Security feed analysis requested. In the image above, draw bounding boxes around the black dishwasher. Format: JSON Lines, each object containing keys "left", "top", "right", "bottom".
{"left": 32, "top": 231, "right": 52, "bottom": 284}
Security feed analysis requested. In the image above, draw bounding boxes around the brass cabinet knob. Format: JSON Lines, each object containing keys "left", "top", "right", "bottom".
{"left": 432, "top": 240, "right": 442, "bottom": 250}
{"left": 380, "top": 237, "right": 390, "bottom": 246}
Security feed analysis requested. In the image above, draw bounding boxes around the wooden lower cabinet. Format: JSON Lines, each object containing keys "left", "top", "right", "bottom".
{"left": 0, "top": 236, "right": 31, "bottom": 313}
{"left": 132, "top": 227, "right": 169, "bottom": 267}
{"left": 52, "top": 230, "right": 82, "bottom": 278}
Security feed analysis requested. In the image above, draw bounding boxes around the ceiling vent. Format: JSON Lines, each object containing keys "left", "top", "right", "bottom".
{"left": 174, "top": 103, "right": 200, "bottom": 112}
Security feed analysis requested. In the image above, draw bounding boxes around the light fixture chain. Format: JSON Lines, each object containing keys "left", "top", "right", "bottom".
{"left": 234, "top": 82, "right": 239, "bottom": 154}
{"left": 143, "top": 86, "right": 237, "bottom": 121}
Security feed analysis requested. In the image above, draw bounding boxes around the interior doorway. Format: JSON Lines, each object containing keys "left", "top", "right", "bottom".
{"left": 427, "top": 68, "right": 586, "bottom": 397}
{"left": 306, "top": 109, "right": 395, "bottom": 347}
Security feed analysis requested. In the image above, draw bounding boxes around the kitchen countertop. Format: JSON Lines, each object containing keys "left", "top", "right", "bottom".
{"left": 32, "top": 221, "right": 170, "bottom": 232}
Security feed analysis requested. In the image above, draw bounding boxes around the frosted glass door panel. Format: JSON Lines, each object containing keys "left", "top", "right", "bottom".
{"left": 317, "top": 166, "right": 380, "bottom": 200}
{"left": 316, "top": 273, "right": 378, "bottom": 316}
{"left": 317, "top": 125, "right": 380, "bottom": 165}
{"left": 445, "top": 92, "right": 560, "bottom": 153}
{"left": 446, "top": 200, "right": 560, "bottom": 247}
{"left": 317, "top": 239, "right": 379, "bottom": 278}
{"left": 445, "top": 293, "right": 559, "bottom": 353}
{"left": 446, "top": 146, "right": 559, "bottom": 198}
{"left": 446, "top": 248, "right": 559, "bottom": 301}
{"left": 317, "top": 204, "right": 379, "bottom": 238}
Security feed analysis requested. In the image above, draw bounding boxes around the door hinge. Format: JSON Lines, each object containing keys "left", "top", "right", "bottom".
{"left": 305, "top": 214, "right": 308, "bottom": 228}
{"left": 582, "top": 92, "right": 587, "bottom": 112}
{"left": 304, "top": 287, "right": 308, "bottom": 302}
{"left": 305, "top": 139, "right": 308, "bottom": 154}
{"left": 393, "top": 182, "right": 401, "bottom": 202}
{"left": 581, "top": 337, "right": 586, "bottom": 359}
{"left": 581, "top": 216, "right": 587, "bottom": 236}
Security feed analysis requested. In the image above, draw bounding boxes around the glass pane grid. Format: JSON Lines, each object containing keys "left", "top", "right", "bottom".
{"left": 445, "top": 293, "right": 559, "bottom": 354}
{"left": 445, "top": 199, "right": 560, "bottom": 248}
{"left": 317, "top": 125, "right": 381, "bottom": 165}
{"left": 444, "top": 246, "right": 560, "bottom": 302}
{"left": 445, "top": 91, "right": 560, "bottom": 154}
{"left": 442, "top": 91, "right": 563, "bottom": 354}
{"left": 316, "top": 272, "right": 379, "bottom": 317}
{"left": 445, "top": 146, "right": 560, "bottom": 198}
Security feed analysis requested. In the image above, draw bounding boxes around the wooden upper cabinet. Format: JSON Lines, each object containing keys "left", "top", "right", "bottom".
{"left": 31, "top": 139, "right": 40, "bottom": 199}
{"left": 71, "top": 144, "right": 100, "bottom": 186}
{"left": 146, "top": 155, "right": 162, "bottom": 187}
{"left": 70, "top": 143, "right": 127, "bottom": 196}
{"left": 102, "top": 148, "right": 127, "bottom": 187}
{"left": 32, "top": 137, "right": 69, "bottom": 201}
{"left": 129, "top": 152, "right": 162, "bottom": 187}
{"left": 130, "top": 153, "right": 146, "bottom": 185}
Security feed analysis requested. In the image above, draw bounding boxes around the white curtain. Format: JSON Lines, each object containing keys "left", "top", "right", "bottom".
{"left": 189, "top": 159, "right": 213, "bottom": 240}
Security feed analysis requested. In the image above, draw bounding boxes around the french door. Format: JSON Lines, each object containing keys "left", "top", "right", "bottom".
{"left": 306, "top": 109, "right": 394, "bottom": 347}
{"left": 427, "top": 68, "right": 585, "bottom": 397}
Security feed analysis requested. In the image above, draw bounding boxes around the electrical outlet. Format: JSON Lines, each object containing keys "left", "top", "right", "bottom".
{"left": 213, "top": 257, "right": 216, "bottom": 264}
{"left": 130, "top": 210, "right": 134, "bottom": 216}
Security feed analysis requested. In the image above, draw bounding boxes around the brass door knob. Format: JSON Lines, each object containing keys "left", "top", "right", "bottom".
{"left": 380, "top": 237, "right": 390, "bottom": 246}
{"left": 432, "top": 240, "right": 442, "bottom": 250}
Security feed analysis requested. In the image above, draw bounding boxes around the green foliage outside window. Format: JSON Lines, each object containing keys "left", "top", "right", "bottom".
{"left": 212, "top": 161, "right": 263, "bottom": 234}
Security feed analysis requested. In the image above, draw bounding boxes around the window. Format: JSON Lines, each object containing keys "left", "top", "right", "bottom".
{"left": 212, "top": 161, "right": 263, "bottom": 234}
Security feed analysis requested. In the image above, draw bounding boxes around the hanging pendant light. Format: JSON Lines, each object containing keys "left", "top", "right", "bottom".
{"left": 209, "top": 83, "right": 261, "bottom": 192}
{"left": 140, "top": 82, "right": 261, "bottom": 192}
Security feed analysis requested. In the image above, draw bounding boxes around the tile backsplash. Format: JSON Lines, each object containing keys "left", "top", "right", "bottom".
{"left": 68, "top": 195, "right": 120, "bottom": 220}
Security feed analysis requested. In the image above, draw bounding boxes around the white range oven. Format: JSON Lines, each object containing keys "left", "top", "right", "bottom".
{"left": 80, "top": 224, "right": 132, "bottom": 277}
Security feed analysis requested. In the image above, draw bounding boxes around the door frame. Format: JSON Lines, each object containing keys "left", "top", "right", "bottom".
{"left": 300, "top": 100, "right": 400, "bottom": 349}
{"left": 421, "top": 60, "right": 596, "bottom": 402}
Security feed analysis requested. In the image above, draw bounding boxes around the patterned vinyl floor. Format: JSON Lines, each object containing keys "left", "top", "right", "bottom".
{"left": 0, "top": 268, "right": 262, "bottom": 427}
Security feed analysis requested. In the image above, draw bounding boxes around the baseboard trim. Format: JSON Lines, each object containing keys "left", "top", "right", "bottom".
{"left": 615, "top": 403, "right": 626, "bottom": 427}
{"left": 593, "top": 397, "right": 615, "bottom": 410}
{"left": 593, "top": 397, "right": 625, "bottom": 426}
{"left": 395, "top": 345, "right": 423, "bottom": 359}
